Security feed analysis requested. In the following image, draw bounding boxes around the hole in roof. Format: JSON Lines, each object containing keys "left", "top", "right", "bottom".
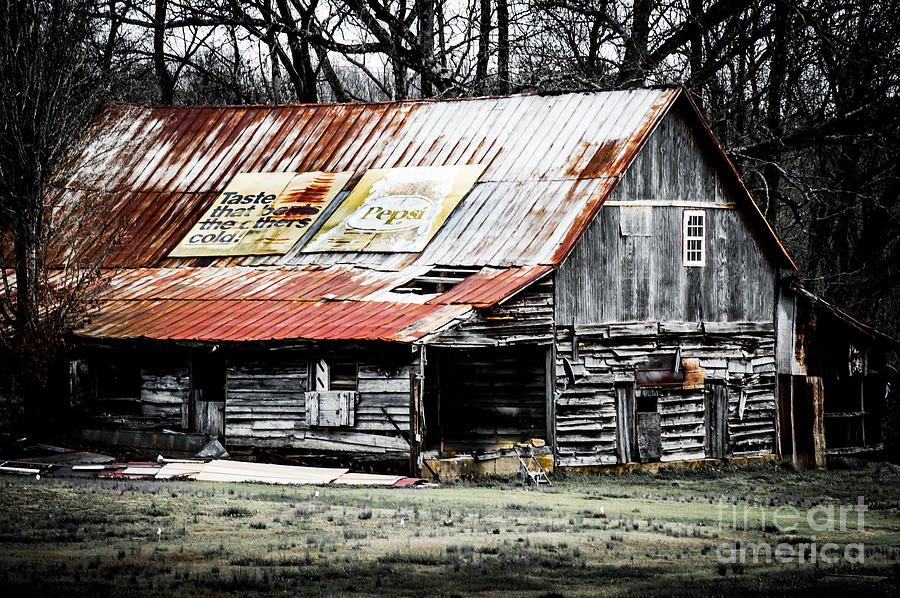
{"left": 392, "top": 266, "right": 480, "bottom": 295}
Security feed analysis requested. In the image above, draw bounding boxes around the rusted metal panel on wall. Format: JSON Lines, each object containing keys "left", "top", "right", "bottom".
{"left": 809, "top": 376, "right": 827, "bottom": 468}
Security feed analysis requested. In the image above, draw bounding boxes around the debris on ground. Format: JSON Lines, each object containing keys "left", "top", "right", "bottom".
{"left": 194, "top": 439, "right": 228, "bottom": 459}
{"left": 0, "top": 441, "right": 426, "bottom": 487}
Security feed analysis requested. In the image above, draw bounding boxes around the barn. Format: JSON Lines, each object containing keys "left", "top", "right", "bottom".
{"left": 6, "top": 87, "right": 891, "bottom": 473}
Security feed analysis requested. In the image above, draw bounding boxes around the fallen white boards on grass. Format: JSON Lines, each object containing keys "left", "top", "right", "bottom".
{"left": 153, "top": 459, "right": 415, "bottom": 486}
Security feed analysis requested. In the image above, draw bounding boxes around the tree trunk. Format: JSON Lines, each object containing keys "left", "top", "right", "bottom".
{"left": 391, "top": 0, "right": 408, "bottom": 99}
{"left": 101, "top": 0, "right": 120, "bottom": 77}
{"left": 762, "top": 0, "right": 789, "bottom": 218}
{"left": 275, "top": 0, "right": 317, "bottom": 102}
{"left": 418, "top": 0, "right": 435, "bottom": 97}
{"left": 496, "top": 0, "right": 509, "bottom": 93}
{"left": 476, "top": 0, "right": 491, "bottom": 93}
{"left": 259, "top": 0, "right": 282, "bottom": 103}
{"left": 617, "top": 0, "right": 652, "bottom": 86}
{"left": 313, "top": 38, "right": 348, "bottom": 102}
{"left": 688, "top": 0, "right": 703, "bottom": 82}
{"left": 153, "top": 0, "right": 175, "bottom": 103}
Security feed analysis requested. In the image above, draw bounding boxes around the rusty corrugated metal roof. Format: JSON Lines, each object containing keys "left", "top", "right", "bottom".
{"left": 58, "top": 89, "right": 679, "bottom": 269}
{"left": 50, "top": 88, "right": 795, "bottom": 343}
{"left": 71, "top": 264, "right": 547, "bottom": 342}
{"left": 76, "top": 299, "right": 474, "bottom": 343}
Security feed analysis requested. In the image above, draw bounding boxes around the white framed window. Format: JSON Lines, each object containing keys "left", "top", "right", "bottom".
{"left": 682, "top": 209, "right": 706, "bottom": 267}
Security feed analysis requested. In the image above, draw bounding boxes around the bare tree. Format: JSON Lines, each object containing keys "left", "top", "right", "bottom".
{"left": 0, "top": 0, "right": 123, "bottom": 431}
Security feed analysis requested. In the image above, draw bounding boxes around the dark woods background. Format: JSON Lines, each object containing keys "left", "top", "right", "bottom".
{"left": 1, "top": 0, "right": 899, "bottom": 363}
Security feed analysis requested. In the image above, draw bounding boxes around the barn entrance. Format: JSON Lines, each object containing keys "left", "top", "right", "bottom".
{"left": 778, "top": 374, "right": 826, "bottom": 468}
{"left": 422, "top": 346, "right": 548, "bottom": 453}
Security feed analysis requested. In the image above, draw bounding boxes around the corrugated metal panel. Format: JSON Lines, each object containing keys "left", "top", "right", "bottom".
{"left": 75, "top": 299, "right": 473, "bottom": 343}
{"left": 71, "top": 264, "right": 547, "bottom": 341}
{"left": 50, "top": 88, "right": 798, "bottom": 344}
{"left": 57, "top": 89, "right": 679, "bottom": 269}
{"left": 426, "top": 265, "right": 552, "bottom": 306}
{"left": 95, "top": 264, "right": 546, "bottom": 304}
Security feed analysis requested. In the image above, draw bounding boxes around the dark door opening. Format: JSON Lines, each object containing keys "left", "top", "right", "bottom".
{"left": 791, "top": 376, "right": 816, "bottom": 468}
{"left": 423, "top": 346, "right": 546, "bottom": 453}
{"left": 190, "top": 353, "right": 225, "bottom": 438}
{"left": 777, "top": 374, "right": 794, "bottom": 461}
{"left": 635, "top": 390, "right": 662, "bottom": 462}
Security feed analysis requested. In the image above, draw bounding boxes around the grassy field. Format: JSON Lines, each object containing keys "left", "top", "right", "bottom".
{"left": 1, "top": 461, "right": 899, "bottom": 597}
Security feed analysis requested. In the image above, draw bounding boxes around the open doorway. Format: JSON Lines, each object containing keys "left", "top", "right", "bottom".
{"left": 423, "top": 346, "right": 546, "bottom": 454}
{"left": 190, "top": 353, "right": 225, "bottom": 438}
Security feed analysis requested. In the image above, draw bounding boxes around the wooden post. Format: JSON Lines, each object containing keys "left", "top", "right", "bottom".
{"left": 409, "top": 370, "right": 421, "bottom": 476}
{"left": 809, "top": 376, "right": 826, "bottom": 468}
{"left": 545, "top": 346, "right": 556, "bottom": 466}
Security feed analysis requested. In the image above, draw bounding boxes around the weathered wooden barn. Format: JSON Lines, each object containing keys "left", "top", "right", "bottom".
{"left": 6, "top": 87, "right": 891, "bottom": 471}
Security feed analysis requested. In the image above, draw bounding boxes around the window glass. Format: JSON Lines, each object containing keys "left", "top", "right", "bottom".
{"left": 683, "top": 209, "right": 706, "bottom": 266}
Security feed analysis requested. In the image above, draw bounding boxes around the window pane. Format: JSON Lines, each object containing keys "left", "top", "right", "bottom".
{"left": 683, "top": 210, "right": 705, "bottom": 266}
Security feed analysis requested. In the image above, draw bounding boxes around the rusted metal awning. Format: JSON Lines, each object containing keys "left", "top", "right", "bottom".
{"left": 76, "top": 299, "right": 474, "bottom": 343}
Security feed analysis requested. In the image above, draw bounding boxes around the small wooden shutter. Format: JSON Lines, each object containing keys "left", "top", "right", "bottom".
{"left": 304, "top": 391, "right": 357, "bottom": 427}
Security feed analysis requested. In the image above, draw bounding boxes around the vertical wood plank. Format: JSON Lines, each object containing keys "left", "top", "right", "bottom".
{"left": 615, "top": 383, "right": 635, "bottom": 463}
{"left": 546, "top": 345, "right": 557, "bottom": 464}
{"left": 409, "top": 370, "right": 421, "bottom": 476}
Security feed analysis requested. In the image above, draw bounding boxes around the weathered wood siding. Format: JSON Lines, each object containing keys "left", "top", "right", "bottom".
{"left": 429, "top": 277, "right": 554, "bottom": 346}
{"left": 554, "top": 322, "right": 777, "bottom": 466}
{"left": 611, "top": 107, "right": 732, "bottom": 205}
{"left": 224, "top": 350, "right": 414, "bottom": 457}
{"left": 140, "top": 367, "right": 190, "bottom": 429}
{"left": 225, "top": 359, "right": 308, "bottom": 445}
{"left": 78, "top": 354, "right": 191, "bottom": 431}
{"left": 556, "top": 109, "right": 776, "bottom": 325}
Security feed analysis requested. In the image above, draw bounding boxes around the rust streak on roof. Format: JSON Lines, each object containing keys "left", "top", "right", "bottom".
{"left": 71, "top": 265, "right": 538, "bottom": 342}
